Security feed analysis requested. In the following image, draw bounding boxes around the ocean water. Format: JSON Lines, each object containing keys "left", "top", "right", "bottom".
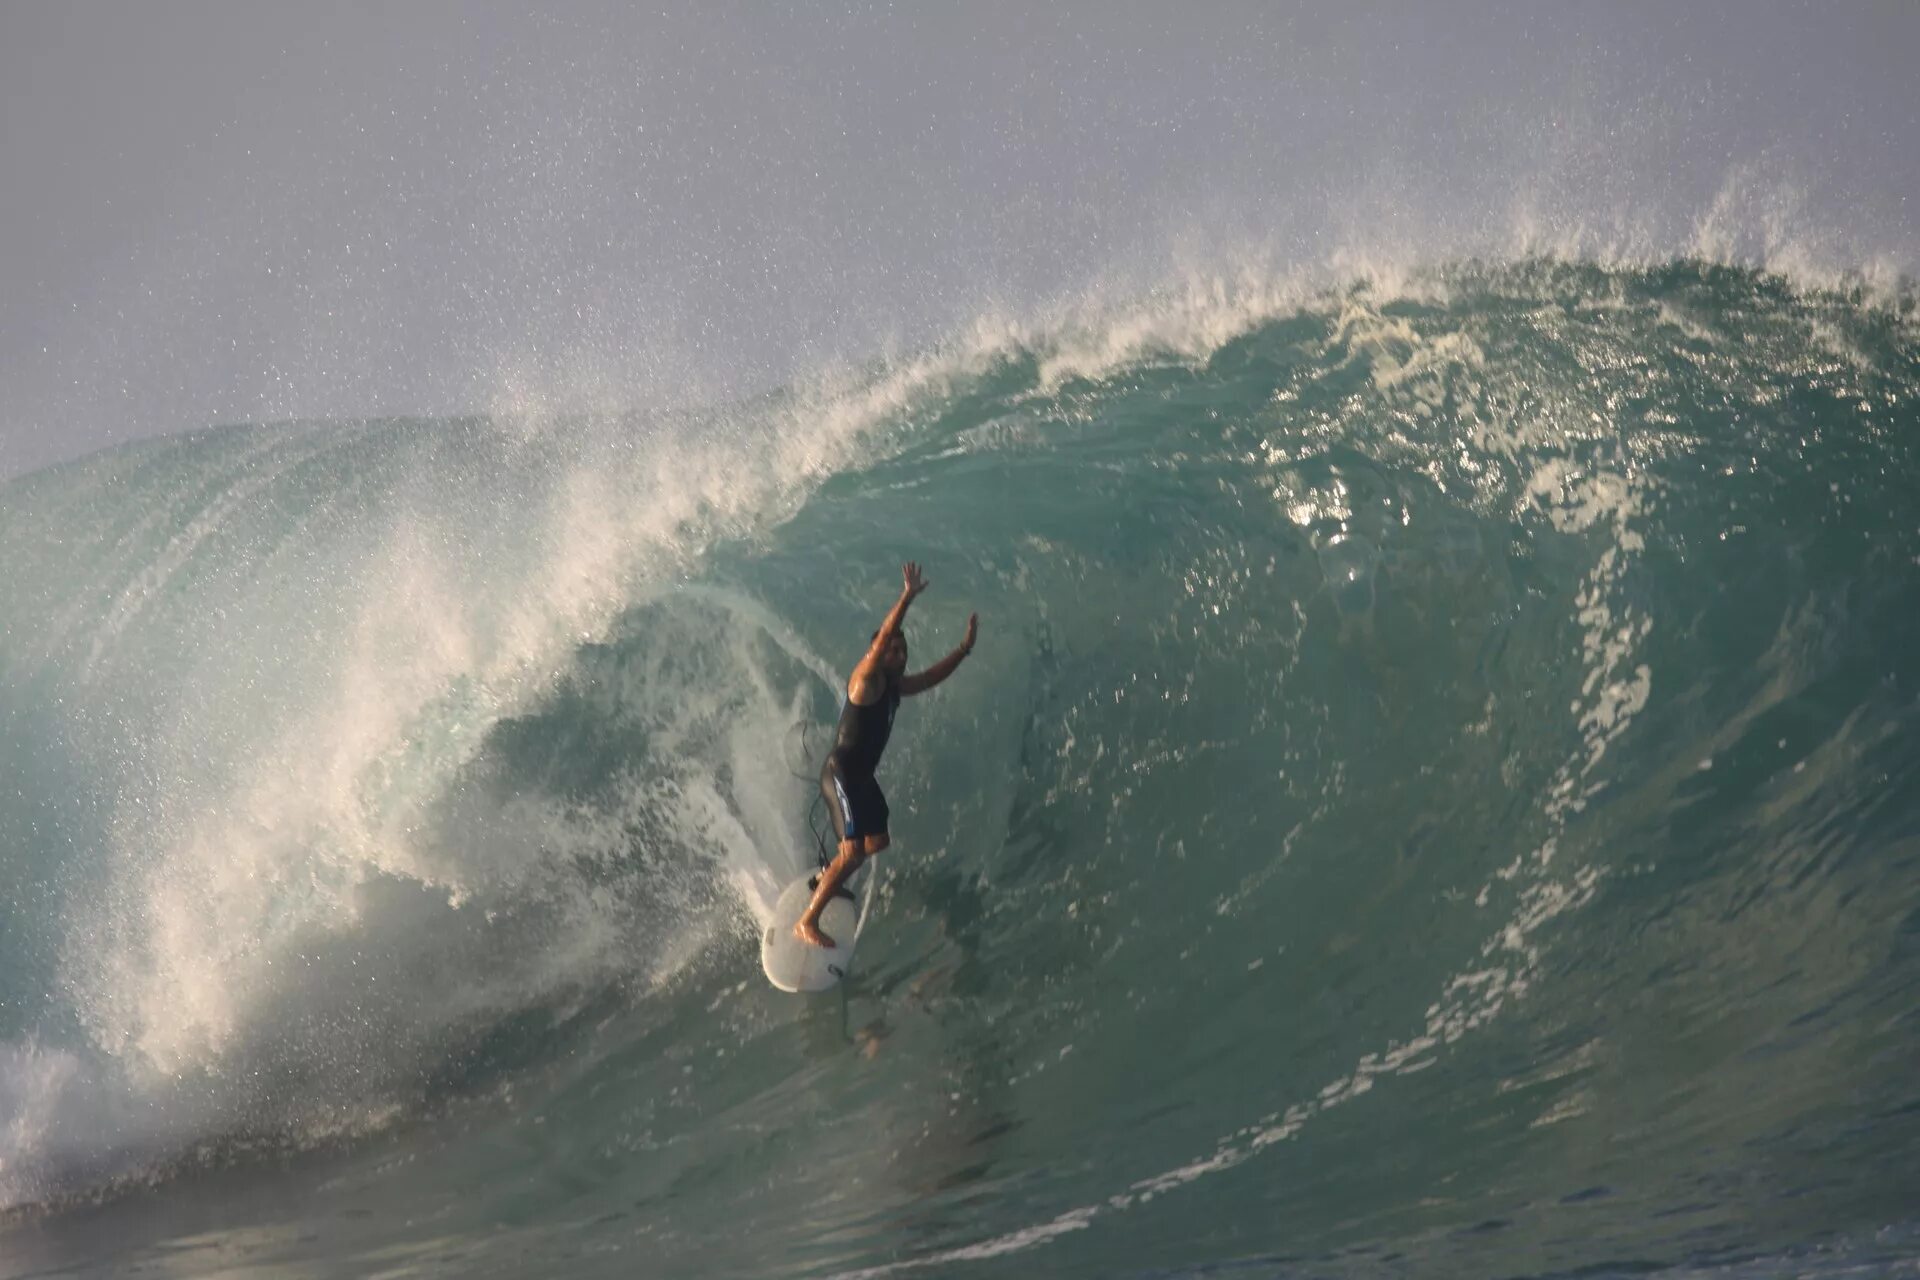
{"left": 1, "top": 260, "right": 1916, "bottom": 1278}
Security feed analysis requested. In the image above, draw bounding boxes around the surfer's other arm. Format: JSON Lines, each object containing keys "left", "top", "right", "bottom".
{"left": 850, "top": 562, "right": 927, "bottom": 704}
{"left": 900, "top": 612, "right": 977, "bottom": 696}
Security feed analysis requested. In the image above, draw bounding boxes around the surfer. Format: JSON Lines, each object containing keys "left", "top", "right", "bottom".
{"left": 795, "top": 561, "right": 977, "bottom": 948}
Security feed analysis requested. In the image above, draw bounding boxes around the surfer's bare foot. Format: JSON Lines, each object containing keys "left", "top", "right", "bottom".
{"left": 794, "top": 919, "right": 835, "bottom": 949}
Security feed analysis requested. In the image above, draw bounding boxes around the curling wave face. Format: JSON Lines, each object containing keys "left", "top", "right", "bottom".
{"left": 1, "top": 260, "right": 1917, "bottom": 1278}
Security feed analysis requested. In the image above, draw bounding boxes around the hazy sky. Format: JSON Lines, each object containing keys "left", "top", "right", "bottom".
{"left": 2, "top": 2, "right": 1915, "bottom": 477}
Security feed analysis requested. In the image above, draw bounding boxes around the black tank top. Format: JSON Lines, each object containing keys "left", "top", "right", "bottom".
{"left": 829, "top": 679, "right": 900, "bottom": 780}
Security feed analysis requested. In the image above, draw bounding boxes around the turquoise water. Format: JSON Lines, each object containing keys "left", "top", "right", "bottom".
{"left": 1, "top": 260, "right": 1916, "bottom": 1278}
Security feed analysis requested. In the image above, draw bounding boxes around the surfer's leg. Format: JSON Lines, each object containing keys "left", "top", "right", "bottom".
{"left": 797, "top": 840, "right": 863, "bottom": 948}
{"left": 799, "top": 771, "right": 890, "bottom": 947}
{"left": 819, "top": 760, "right": 858, "bottom": 856}
{"left": 863, "top": 783, "right": 890, "bottom": 856}
{"left": 799, "top": 764, "right": 866, "bottom": 947}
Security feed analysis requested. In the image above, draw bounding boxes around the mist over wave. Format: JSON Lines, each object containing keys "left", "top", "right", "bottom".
{"left": 1, "top": 256, "right": 1917, "bottom": 1278}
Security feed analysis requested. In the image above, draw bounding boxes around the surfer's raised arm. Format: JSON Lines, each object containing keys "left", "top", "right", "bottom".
{"left": 850, "top": 562, "right": 928, "bottom": 705}
{"left": 900, "top": 612, "right": 976, "bottom": 696}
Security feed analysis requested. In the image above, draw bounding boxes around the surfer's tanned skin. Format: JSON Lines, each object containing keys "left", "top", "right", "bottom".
{"left": 795, "top": 561, "right": 977, "bottom": 948}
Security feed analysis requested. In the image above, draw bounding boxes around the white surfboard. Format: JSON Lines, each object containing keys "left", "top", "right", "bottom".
{"left": 761, "top": 867, "right": 870, "bottom": 992}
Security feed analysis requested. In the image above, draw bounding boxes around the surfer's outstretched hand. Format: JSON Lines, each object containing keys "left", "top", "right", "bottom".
{"left": 902, "top": 561, "right": 929, "bottom": 600}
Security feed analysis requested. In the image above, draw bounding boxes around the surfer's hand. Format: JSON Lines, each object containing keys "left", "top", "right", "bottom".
{"left": 962, "top": 612, "right": 978, "bottom": 655}
{"left": 902, "top": 561, "right": 930, "bottom": 600}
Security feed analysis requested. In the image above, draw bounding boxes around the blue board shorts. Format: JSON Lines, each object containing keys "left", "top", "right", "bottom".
{"left": 821, "top": 757, "right": 889, "bottom": 841}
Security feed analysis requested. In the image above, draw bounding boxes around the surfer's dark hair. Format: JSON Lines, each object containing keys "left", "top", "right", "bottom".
{"left": 872, "top": 628, "right": 907, "bottom": 645}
